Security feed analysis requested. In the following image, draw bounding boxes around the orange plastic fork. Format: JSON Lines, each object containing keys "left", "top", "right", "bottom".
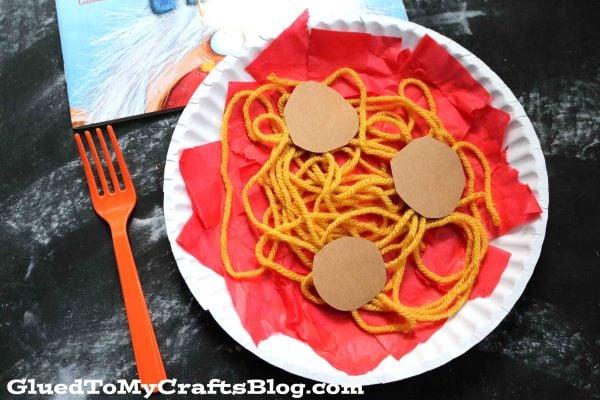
{"left": 74, "top": 125, "right": 166, "bottom": 386}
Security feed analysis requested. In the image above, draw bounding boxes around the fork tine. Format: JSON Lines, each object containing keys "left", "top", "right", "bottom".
{"left": 107, "top": 125, "right": 133, "bottom": 189}
{"left": 74, "top": 133, "right": 101, "bottom": 201}
{"left": 96, "top": 127, "right": 121, "bottom": 191}
{"left": 84, "top": 130, "right": 110, "bottom": 195}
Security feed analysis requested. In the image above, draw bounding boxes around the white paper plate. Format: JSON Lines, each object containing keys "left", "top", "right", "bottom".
{"left": 163, "top": 15, "right": 549, "bottom": 385}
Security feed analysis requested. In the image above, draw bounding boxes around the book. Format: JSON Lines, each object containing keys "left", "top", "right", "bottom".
{"left": 55, "top": 0, "right": 408, "bottom": 128}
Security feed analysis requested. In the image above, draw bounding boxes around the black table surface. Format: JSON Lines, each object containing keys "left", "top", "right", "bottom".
{"left": 1, "top": 0, "right": 599, "bottom": 398}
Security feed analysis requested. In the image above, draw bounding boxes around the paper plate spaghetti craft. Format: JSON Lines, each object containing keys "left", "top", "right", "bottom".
{"left": 164, "top": 12, "right": 548, "bottom": 385}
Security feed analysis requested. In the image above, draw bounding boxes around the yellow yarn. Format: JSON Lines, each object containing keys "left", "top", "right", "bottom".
{"left": 218, "top": 67, "right": 500, "bottom": 334}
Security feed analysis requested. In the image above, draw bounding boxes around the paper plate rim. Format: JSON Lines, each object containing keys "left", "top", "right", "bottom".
{"left": 163, "top": 15, "right": 549, "bottom": 385}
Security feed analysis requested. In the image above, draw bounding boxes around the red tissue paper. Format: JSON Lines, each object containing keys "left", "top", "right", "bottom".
{"left": 176, "top": 12, "right": 542, "bottom": 375}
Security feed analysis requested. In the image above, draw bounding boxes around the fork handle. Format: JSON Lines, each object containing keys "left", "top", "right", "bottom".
{"left": 110, "top": 223, "right": 167, "bottom": 386}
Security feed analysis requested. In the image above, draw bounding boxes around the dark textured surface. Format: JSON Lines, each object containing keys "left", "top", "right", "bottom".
{"left": 1, "top": 0, "right": 599, "bottom": 398}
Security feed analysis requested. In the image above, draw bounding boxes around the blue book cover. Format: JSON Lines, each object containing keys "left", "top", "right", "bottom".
{"left": 55, "top": 0, "right": 407, "bottom": 128}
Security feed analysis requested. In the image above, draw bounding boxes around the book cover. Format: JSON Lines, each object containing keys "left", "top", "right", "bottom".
{"left": 55, "top": 0, "right": 408, "bottom": 128}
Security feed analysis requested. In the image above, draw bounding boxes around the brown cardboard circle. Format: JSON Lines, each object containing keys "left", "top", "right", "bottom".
{"left": 390, "top": 136, "right": 465, "bottom": 218}
{"left": 312, "top": 237, "right": 386, "bottom": 311}
{"left": 284, "top": 81, "right": 359, "bottom": 153}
